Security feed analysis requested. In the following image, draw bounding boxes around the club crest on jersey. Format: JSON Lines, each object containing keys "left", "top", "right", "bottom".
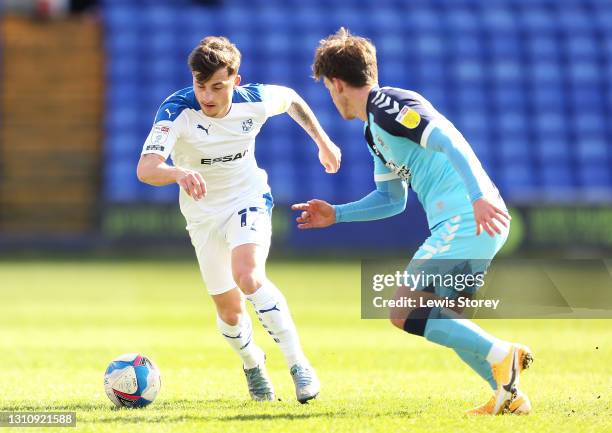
{"left": 395, "top": 106, "right": 421, "bottom": 129}
{"left": 201, "top": 149, "right": 249, "bottom": 165}
{"left": 242, "top": 118, "right": 254, "bottom": 133}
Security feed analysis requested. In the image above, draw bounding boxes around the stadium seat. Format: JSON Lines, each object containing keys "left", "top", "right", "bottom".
{"left": 578, "top": 162, "right": 610, "bottom": 188}
{"left": 101, "top": 0, "right": 612, "bottom": 204}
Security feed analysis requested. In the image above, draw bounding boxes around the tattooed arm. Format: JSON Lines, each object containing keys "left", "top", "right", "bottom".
{"left": 286, "top": 91, "right": 342, "bottom": 173}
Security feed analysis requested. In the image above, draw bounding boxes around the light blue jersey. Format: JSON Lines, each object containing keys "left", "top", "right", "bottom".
{"left": 365, "top": 86, "right": 503, "bottom": 229}
{"left": 333, "top": 87, "right": 519, "bottom": 394}
{"left": 334, "top": 86, "right": 509, "bottom": 293}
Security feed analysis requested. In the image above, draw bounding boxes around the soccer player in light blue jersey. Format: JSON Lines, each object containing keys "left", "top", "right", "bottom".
{"left": 292, "top": 28, "right": 534, "bottom": 415}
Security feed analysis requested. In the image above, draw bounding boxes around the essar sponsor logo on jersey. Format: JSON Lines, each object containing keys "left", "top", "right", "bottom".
{"left": 201, "top": 149, "right": 249, "bottom": 165}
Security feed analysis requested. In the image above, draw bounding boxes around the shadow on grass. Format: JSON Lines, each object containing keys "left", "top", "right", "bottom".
{"left": 217, "top": 411, "right": 338, "bottom": 422}
{"left": 3, "top": 398, "right": 424, "bottom": 424}
{"left": 0, "top": 402, "right": 105, "bottom": 411}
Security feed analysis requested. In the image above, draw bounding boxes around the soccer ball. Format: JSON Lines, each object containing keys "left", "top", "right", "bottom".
{"left": 103, "top": 353, "right": 161, "bottom": 408}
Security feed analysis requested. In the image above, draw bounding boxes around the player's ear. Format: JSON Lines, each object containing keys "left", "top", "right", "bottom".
{"left": 332, "top": 78, "right": 344, "bottom": 93}
{"left": 234, "top": 74, "right": 241, "bottom": 87}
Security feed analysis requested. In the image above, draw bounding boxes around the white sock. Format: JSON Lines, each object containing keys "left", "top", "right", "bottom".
{"left": 485, "top": 339, "right": 512, "bottom": 365}
{"left": 246, "top": 281, "right": 307, "bottom": 368}
{"left": 216, "top": 314, "right": 264, "bottom": 370}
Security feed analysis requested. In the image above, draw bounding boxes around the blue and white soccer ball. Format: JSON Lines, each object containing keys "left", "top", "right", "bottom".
{"left": 104, "top": 353, "right": 161, "bottom": 408}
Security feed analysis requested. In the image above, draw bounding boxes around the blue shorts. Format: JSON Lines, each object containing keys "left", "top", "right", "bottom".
{"left": 406, "top": 211, "right": 509, "bottom": 299}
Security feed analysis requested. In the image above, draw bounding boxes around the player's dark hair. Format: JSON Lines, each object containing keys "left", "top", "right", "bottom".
{"left": 312, "top": 27, "right": 378, "bottom": 87}
{"left": 188, "top": 36, "right": 241, "bottom": 83}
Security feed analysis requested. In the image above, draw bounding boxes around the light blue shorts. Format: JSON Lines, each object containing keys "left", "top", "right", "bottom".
{"left": 406, "top": 211, "right": 509, "bottom": 299}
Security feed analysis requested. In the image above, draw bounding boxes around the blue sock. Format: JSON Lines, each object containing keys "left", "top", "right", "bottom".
{"left": 454, "top": 349, "right": 497, "bottom": 390}
{"left": 422, "top": 307, "right": 495, "bottom": 359}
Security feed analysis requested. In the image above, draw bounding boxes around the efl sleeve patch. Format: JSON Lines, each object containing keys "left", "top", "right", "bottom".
{"left": 369, "top": 88, "right": 437, "bottom": 147}
{"left": 141, "top": 121, "right": 178, "bottom": 158}
{"left": 395, "top": 106, "right": 422, "bottom": 129}
{"left": 149, "top": 125, "right": 169, "bottom": 147}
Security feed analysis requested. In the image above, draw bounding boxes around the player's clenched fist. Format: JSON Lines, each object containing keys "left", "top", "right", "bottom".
{"left": 291, "top": 199, "right": 336, "bottom": 229}
{"left": 175, "top": 169, "right": 207, "bottom": 201}
{"left": 318, "top": 141, "right": 342, "bottom": 174}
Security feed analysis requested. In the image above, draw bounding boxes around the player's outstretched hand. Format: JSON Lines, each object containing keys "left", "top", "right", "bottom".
{"left": 318, "top": 142, "right": 342, "bottom": 173}
{"left": 473, "top": 197, "right": 511, "bottom": 236}
{"left": 291, "top": 199, "right": 336, "bottom": 229}
{"left": 175, "top": 169, "right": 207, "bottom": 201}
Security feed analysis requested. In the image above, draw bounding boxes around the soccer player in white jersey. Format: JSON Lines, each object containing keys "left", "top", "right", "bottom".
{"left": 136, "top": 36, "right": 341, "bottom": 403}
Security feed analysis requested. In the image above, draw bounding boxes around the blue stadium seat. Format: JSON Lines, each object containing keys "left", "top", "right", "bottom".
{"left": 493, "top": 86, "right": 525, "bottom": 109}
{"left": 403, "top": 6, "right": 444, "bottom": 33}
{"left": 481, "top": 6, "right": 516, "bottom": 32}
{"left": 222, "top": 6, "right": 254, "bottom": 30}
{"left": 520, "top": 7, "right": 556, "bottom": 34}
{"left": 141, "top": 5, "right": 174, "bottom": 29}
{"left": 499, "top": 137, "right": 531, "bottom": 163}
{"left": 452, "top": 35, "right": 483, "bottom": 59}
{"left": 541, "top": 163, "right": 574, "bottom": 188}
{"left": 489, "top": 36, "right": 522, "bottom": 59}
{"left": 566, "top": 36, "right": 598, "bottom": 61}
{"left": 107, "top": 132, "right": 141, "bottom": 157}
{"left": 371, "top": 8, "right": 402, "bottom": 31}
{"left": 445, "top": 8, "right": 478, "bottom": 34}
{"left": 291, "top": 7, "right": 323, "bottom": 31}
{"left": 557, "top": 7, "right": 593, "bottom": 35}
{"left": 104, "top": 161, "right": 139, "bottom": 203}
{"left": 101, "top": 0, "right": 612, "bottom": 206}
{"left": 148, "top": 185, "right": 178, "bottom": 203}
{"left": 492, "top": 61, "right": 522, "bottom": 84}
{"left": 535, "top": 111, "right": 566, "bottom": 135}
{"left": 531, "top": 85, "right": 563, "bottom": 108}
{"left": 593, "top": 5, "right": 612, "bottom": 31}
{"left": 528, "top": 36, "right": 559, "bottom": 60}
{"left": 267, "top": 165, "right": 296, "bottom": 203}
{"left": 499, "top": 162, "right": 536, "bottom": 196}
{"left": 536, "top": 136, "right": 571, "bottom": 162}
{"left": 576, "top": 137, "right": 608, "bottom": 161}
{"left": 104, "top": 5, "right": 139, "bottom": 32}
{"left": 574, "top": 113, "right": 606, "bottom": 137}
{"left": 571, "top": 85, "right": 604, "bottom": 108}
{"left": 530, "top": 61, "right": 563, "bottom": 84}
{"left": 578, "top": 162, "right": 610, "bottom": 188}
{"left": 456, "top": 61, "right": 484, "bottom": 83}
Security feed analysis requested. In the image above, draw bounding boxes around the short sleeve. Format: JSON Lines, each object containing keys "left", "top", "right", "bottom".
{"left": 262, "top": 85, "right": 295, "bottom": 117}
{"left": 141, "top": 103, "right": 188, "bottom": 159}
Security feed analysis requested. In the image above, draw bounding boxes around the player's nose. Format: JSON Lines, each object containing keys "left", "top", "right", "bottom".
{"left": 201, "top": 92, "right": 214, "bottom": 104}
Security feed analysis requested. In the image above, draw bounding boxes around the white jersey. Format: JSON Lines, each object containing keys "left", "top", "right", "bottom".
{"left": 141, "top": 84, "right": 293, "bottom": 221}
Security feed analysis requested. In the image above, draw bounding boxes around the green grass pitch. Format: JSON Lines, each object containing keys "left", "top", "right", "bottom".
{"left": 0, "top": 260, "right": 610, "bottom": 432}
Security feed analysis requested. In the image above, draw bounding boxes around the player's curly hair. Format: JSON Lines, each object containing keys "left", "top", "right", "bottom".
{"left": 312, "top": 27, "right": 378, "bottom": 87}
{"left": 188, "top": 36, "right": 241, "bottom": 83}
